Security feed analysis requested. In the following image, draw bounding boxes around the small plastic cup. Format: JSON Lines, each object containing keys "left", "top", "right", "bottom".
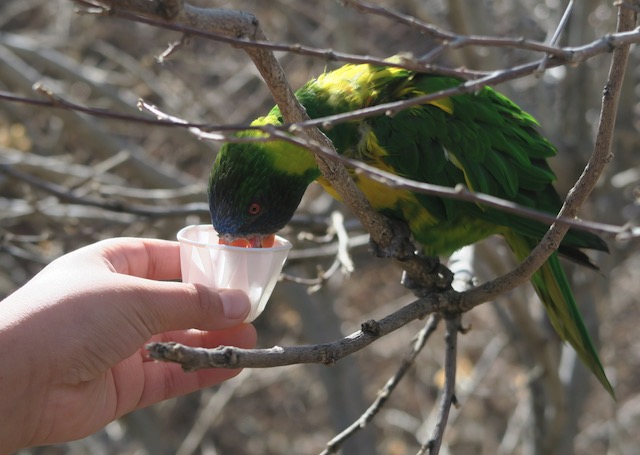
{"left": 177, "top": 225, "right": 291, "bottom": 322}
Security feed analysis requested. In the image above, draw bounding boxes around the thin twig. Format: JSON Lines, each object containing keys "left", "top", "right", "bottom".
{"left": 536, "top": 0, "right": 575, "bottom": 74}
{"left": 280, "top": 211, "right": 354, "bottom": 291}
{"left": 418, "top": 316, "right": 460, "bottom": 455}
{"left": 0, "top": 163, "right": 209, "bottom": 218}
{"left": 331, "top": 211, "right": 355, "bottom": 276}
{"left": 320, "top": 314, "right": 442, "bottom": 455}
{"left": 0, "top": 89, "right": 250, "bottom": 132}
{"left": 342, "top": 0, "right": 571, "bottom": 60}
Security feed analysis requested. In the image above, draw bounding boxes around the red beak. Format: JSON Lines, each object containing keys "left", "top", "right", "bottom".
{"left": 218, "top": 234, "right": 276, "bottom": 248}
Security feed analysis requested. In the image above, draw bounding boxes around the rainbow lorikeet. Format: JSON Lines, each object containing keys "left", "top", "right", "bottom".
{"left": 208, "top": 61, "right": 614, "bottom": 397}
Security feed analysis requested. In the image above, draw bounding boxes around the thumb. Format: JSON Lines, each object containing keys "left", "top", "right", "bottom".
{"left": 123, "top": 280, "right": 252, "bottom": 333}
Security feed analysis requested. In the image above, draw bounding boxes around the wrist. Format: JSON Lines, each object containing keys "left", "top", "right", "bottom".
{"left": 0, "top": 295, "right": 50, "bottom": 451}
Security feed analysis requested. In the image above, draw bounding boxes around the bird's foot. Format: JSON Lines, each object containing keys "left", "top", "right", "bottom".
{"left": 401, "top": 255, "right": 454, "bottom": 298}
{"left": 368, "top": 218, "right": 416, "bottom": 260}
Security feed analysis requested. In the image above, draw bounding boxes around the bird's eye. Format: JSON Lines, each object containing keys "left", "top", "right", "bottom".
{"left": 248, "top": 202, "right": 261, "bottom": 216}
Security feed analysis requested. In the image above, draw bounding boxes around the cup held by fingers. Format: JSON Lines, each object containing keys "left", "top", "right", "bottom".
{"left": 177, "top": 225, "right": 291, "bottom": 322}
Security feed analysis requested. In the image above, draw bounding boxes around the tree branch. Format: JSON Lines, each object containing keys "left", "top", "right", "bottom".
{"left": 146, "top": 290, "right": 463, "bottom": 370}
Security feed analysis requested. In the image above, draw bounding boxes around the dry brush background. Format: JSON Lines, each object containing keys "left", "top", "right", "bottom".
{"left": 1, "top": 0, "right": 639, "bottom": 454}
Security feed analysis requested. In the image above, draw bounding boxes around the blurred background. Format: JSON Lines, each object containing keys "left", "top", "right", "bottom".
{"left": 1, "top": 0, "right": 638, "bottom": 454}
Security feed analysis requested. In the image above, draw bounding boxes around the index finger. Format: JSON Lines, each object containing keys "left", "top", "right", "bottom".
{"left": 96, "top": 238, "right": 182, "bottom": 280}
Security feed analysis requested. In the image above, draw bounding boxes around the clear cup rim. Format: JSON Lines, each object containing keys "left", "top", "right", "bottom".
{"left": 177, "top": 224, "right": 292, "bottom": 253}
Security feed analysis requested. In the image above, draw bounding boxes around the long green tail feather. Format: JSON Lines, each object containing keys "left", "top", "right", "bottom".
{"left": 504, "top": 233, "right": 615, "bottom": 398}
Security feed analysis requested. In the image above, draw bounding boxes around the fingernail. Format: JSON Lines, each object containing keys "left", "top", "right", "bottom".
{"left": 219, "top": 290, "right": 251, "bottom": 320}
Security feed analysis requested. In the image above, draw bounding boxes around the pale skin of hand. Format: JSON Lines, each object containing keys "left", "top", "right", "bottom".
{"left": 0, "top": 238, "right": 257, "bottom": 453}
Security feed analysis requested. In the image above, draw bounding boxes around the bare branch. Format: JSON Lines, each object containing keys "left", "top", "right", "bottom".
{"left": 280, "top": 211, "right": 354, "bottom": 291}
{"left": 419, "top": 316, "right": 461, "bottom": 455}
{"left": 342, "top": 0, "right": 572, "bottom": 61}
{"left": 536, "top": 0, "right": 575, "bottom": 74}
{"left": 146, "top": 288, "right": 465, "bottom": 370}
{"left": 0, "top": 89, "right": 246, "bottom": 132}
{"left": 0, "top": 163, "right": 209, "bottom": 218}
{"left": 72, "top": 0, "right": 474, "bottom": 78}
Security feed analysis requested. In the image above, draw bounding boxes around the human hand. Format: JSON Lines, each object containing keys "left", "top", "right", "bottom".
{"left": 0, "top": 238, "right": 256, "bottom": 452}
